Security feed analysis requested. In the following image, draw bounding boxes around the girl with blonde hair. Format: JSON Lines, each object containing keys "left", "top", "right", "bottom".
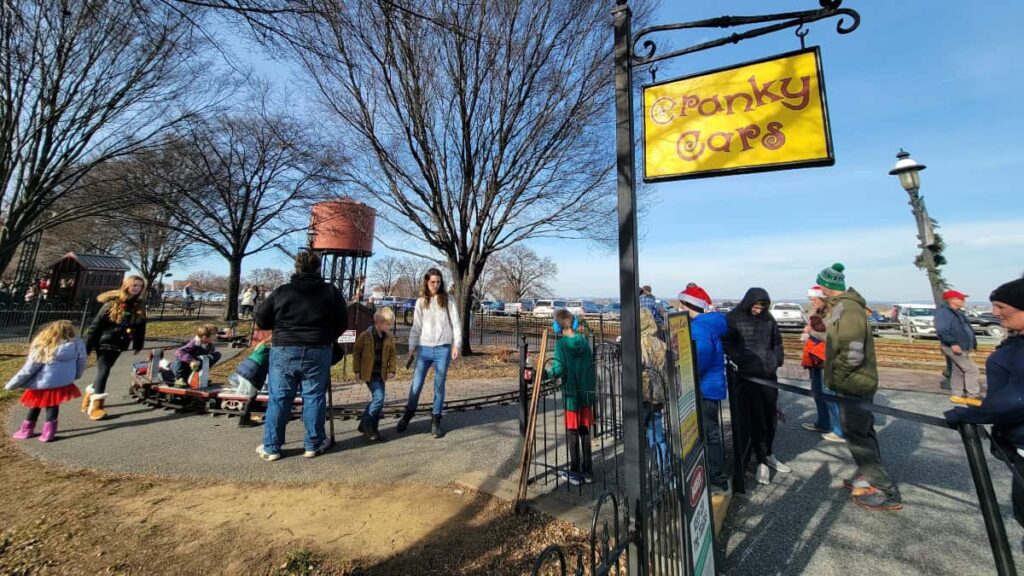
{"left": 82, "top": 275, "right": 148, "bottom": 420}
{"left": 6, "top": 320, "right": 88, "bottom": 442}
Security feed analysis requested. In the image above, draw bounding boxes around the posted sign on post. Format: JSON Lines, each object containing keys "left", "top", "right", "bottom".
{"left": 642, "top": 47, "right": 832, "bottom": 181}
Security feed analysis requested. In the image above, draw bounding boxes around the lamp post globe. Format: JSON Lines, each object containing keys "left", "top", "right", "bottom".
{"left": 889, "top": 149, "right": 926, "bottom": 191}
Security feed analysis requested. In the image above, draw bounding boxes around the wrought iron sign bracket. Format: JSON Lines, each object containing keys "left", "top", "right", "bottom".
{"left": 630, "top": 0, "right": 860, "bottom": 67}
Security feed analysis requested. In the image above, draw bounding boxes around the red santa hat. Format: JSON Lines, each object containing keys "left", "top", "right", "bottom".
{"left": 808, "top": 285, "right": 826, "bottom": 299}
{"left": 679, "top": 285, "right": 712, "bottom": 312}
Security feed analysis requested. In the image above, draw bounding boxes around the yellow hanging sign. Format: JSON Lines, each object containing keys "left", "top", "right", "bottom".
{"left": 642, "top": 48, "right": 833, "bottom": 182}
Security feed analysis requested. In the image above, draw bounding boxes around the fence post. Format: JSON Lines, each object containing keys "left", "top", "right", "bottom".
{"left": 599, "top": 314, "right": 605, "bottom": 342}
{"left": 479, "top": 311, "right": 484, "bottom": 346}
{"left": 960, "top": 422, "right": 1017, "bottom": 576}
{"left": 515, "top": 313, "right": 521, "bottom": 349}
{"left": 79, "top": 303, "right": 91, "bottom": 335}
{"left": 727, "top": 364, "right": 748, "bottom": 494}
{"left": 26, "top": 296, "right": 43, "bottom": 342}
{"left": 519, "top": 336, "right": 529, "bottom": 436}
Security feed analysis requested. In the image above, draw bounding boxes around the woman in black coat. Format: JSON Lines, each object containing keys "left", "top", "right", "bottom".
{"left": 723, "top": 287, "right": 789, "bottom": 485}
{"left": 82, "top": 275, "right": 148, "bottom": 421}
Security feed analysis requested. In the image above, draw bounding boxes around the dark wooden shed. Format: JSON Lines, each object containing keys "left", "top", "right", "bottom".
{"left": 48, "top": 252, "right": 129, "bottom": 305}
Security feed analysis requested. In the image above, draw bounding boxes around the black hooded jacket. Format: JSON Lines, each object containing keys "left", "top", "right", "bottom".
{"left": 255, "top": 273, "right": 348, "bottom": 347}
{"left": 723, "top": 287, "right": 785, "bottom": 379}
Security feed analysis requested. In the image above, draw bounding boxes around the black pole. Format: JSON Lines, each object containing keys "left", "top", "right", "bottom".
{"left": 519, "top": 336, "right": 529, "bottom": 436}
{"left": 612, "top": 2, "right": 647, "bottom": 573}
{"left": 960, "top": 423, "right": 1017, "bottom": 576}
{"left": 26, "top": 295, "right": 43, "bottom": 342}
{"left": 78, "top": 302, "right": 91, "bottom": 335}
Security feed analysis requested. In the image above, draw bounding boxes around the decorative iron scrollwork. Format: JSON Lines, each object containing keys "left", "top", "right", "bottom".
{"left": 631, "top": 1, "right": 861, "bottom": 66}
{"left": 531, "top": 492, "right": 631, "bottom": 576}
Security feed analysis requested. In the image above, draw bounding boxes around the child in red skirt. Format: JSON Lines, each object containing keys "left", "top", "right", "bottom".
{"left": 548, "top": 310, "right": 597, "bottom": 485}
{"left": 6, "top": 320, "right": 87, "bottom": 442}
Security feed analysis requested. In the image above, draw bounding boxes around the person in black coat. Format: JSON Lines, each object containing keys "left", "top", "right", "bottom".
{"left": 254, "top": 251, "right": 347, "bottom": 461}
{"left": 82, "top": 275, "right": 148, "bottom": 421}
{"left": 946, "top": 277, "right": 1024, "bottom": 526}
{"left": 723, "top": 287, "right": 789, "bottom": 484}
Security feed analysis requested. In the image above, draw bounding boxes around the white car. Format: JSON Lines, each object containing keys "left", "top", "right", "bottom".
{"left": 533, "top": 299, "right": 566, "bottom": 318}
{"left": 565, "top": 300, "right": 584, "bottom": 316}
{"left": 897, "top": 303, "right": 937, "bottom": 336}
{"left": 770, "top": 302, "right": 805, "bottom": 329}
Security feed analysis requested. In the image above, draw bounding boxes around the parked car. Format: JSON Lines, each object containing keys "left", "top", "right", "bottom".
{"left": 565, "top": 300, "right": 584, "bottom": 316}
{"left": 602, "top": 302, "right": 621, "bottom": 319}
{"left": 481, "top": 300, "right": 506, "bottom": 315}
{"left": 966, "top": 310, "right": 1007, "bottom": 339}
{"left": 375, "top": 297, "right": 399, "bottom": 309}
{"left": 897, "top": 303, "right": 937, "bottom": 336}
{"left": 504, "top": 299, "right": 534, "bottom": 315}
{"left": 581, "top": 301, "right": 603, "bottom": 315}
{"left": 518, "top": 298, "right": 535, "bottom": 313}
{"left": 770, "top": 302, "right": 805, "bottom": 330}
{"left": 714, "top": 301, "right": 736, "bottom": 313}
{"left": 533, "top": 299, "right": 566, "bottom": 318}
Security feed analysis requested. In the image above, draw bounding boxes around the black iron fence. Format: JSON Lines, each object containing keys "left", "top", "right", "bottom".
{"left": 522, "top": 338, "right": 688, "bottom": 575}
{"left": 471, "top": 311, "right": 621, "bottom": 352}
{"left": 0, "top": 301, "right": 95, "bottom": 343}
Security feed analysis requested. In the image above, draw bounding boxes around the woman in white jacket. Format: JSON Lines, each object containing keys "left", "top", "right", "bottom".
{"left": 397, "top": 268, "right": 461, "bottom": 438}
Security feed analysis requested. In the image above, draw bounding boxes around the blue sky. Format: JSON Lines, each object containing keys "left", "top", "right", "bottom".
{"left": 191, "top": 1, "right": 1024, "bottom": 304}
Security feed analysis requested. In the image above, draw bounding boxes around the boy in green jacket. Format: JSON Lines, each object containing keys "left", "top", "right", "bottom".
{"left": 548, "top": 309, "right": 596, "bottom": 486}
{"left": 818, "top": 263, "right": 901, "bottom": 511}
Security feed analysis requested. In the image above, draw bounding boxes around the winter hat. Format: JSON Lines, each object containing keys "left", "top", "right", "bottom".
{"left": 679, "top": 285, "right": 712, "bottom": 313}
{"left": 816, "top": 263, "right": 846, "bottom": 292}
{"left": 990, "top": 277, "right": 1024, "bottom": 311}
{"left": 807, "top": 285, "right": 826, "bottom": 299}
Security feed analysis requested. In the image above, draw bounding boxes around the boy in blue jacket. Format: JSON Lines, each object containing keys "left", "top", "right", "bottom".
{"left": 679, "top": 284, "right": 730, "bottom": 492}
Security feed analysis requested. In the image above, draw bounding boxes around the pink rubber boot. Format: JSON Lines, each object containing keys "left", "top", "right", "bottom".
{"left": 38, "top": 420, "right": 57, "bottom": 443}
{"left": 12, "top": 420, "right": 35, "bottom": 440}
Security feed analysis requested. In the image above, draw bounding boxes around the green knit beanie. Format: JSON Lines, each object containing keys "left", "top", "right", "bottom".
{"left": 817, "top": 263, "right": 846, "bottom": 291}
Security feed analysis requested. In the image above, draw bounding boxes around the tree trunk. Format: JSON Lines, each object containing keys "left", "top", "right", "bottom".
{"left": 451, "top": 264, "right": 482, "bottom": 357}
{"left": 225, "top": 254, "right": 242, "bottom": 321}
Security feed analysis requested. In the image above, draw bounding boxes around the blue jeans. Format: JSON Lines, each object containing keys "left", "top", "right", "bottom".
{"left": 646, "top": 408, "right": 669, "bottom": 470}
{"left": 262, "top": 345, "right": 331, "bottom": 454}
{"left": 406, "top": 344, "right": 452, "bottom": 416}
{"left": 811, "top": 367, "right": 843, "bottom": 437}
{"left": 362, "top": 380, "right": 386, "bottom": 428}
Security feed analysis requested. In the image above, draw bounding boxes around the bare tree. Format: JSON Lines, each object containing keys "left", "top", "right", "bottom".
{"left": 0, "top": 0, "right": 212, "bottom": 276}
{"left": 142, "top": 93, "right": 333, "bottom": 320}
{"left": 392, "top": 256, "right": 430, "bottom": 298}
{"left": 370, "top": 255, "right": 403, "bottom": 298}
{"left": 245, "top": 267, "right": 287, "bottom": 290}
{"left": 186, "top": 270, "right": 229, "bottom": 292}
{"left": 275, "top": 1, "right": 624, "bottom": 353}
{"left": 490, "top": 245, "right": 557, "bottom": 302}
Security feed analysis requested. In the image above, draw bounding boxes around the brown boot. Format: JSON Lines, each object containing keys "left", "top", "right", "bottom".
{"left": 88, "top": 394, "right": 108, "bottom": 421}
{"left": 81, "top": 385, "right": 94, "bottom": 413}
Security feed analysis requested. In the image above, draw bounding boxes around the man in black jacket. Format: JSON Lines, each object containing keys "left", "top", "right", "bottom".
{"left": 254, "top": 251, "right": 347, "bottom": 461}
{"left": 723, "top": 287, "right": 790, "bottom": 485}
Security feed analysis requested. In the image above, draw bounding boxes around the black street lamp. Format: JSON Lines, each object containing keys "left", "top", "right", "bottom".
{"left": 890, "top": 149, "right": 945, "bottom": 307}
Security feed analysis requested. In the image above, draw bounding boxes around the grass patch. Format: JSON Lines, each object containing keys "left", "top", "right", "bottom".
{"left": 145, "top": 319, "right": 254, "bottom": 342}
{"left": 274, "top": 549, "right": 327, "bottom": 576}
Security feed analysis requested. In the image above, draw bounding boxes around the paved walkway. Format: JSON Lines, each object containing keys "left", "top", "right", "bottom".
{"left": 5, "top": 348, "right": 1020, "bottom": 575}
{"left": 722, "top": 388, "right": 1021, "bottom": 575}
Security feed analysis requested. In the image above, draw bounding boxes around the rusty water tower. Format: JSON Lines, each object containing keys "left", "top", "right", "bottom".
{"left": 309, "top": 199, "right": 375, "bottom": 300}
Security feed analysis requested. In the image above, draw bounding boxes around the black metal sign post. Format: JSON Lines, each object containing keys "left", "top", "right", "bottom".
{"left": 612, "top": 3, "right": 648, "bottom": 573}
{"left": 611, "top": 1, "right": 860, "bottom": 574}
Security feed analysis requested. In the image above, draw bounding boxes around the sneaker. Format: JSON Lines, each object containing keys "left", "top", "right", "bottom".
{"left": 174, "top": 378, "right": 188, "bottom": 388}
{"left": 821, "top": 432, "right": 846, "bottom": 443}
{"left": 765, "top": 455, "right": 792, "bottom": 474}
{"left": 256, "top": 445, "right": 280, "bottom": 462}
{"left": 802, "top": 422, "right": 828, "bottom": 432}
{"left": 853, "top": 487, "right": 903, "bottom": 511}
{"left": 950, "top": 395, "right": 982, "bottom": 407}
{"left": 842, "top": 476, "right": 872, "bottom": 496}
{"left": 558, "top": 470, "right": 582, "bottom": 486}
{"left": 303, "top": 439, "right": 332, "bottom": 459}
{"left": 755, "top": 463, "right": 770, "bottom": 485}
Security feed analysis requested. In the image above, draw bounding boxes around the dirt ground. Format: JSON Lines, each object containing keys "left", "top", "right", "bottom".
{"left": 0, "top": 408, "right": 586, "bottom": 576}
